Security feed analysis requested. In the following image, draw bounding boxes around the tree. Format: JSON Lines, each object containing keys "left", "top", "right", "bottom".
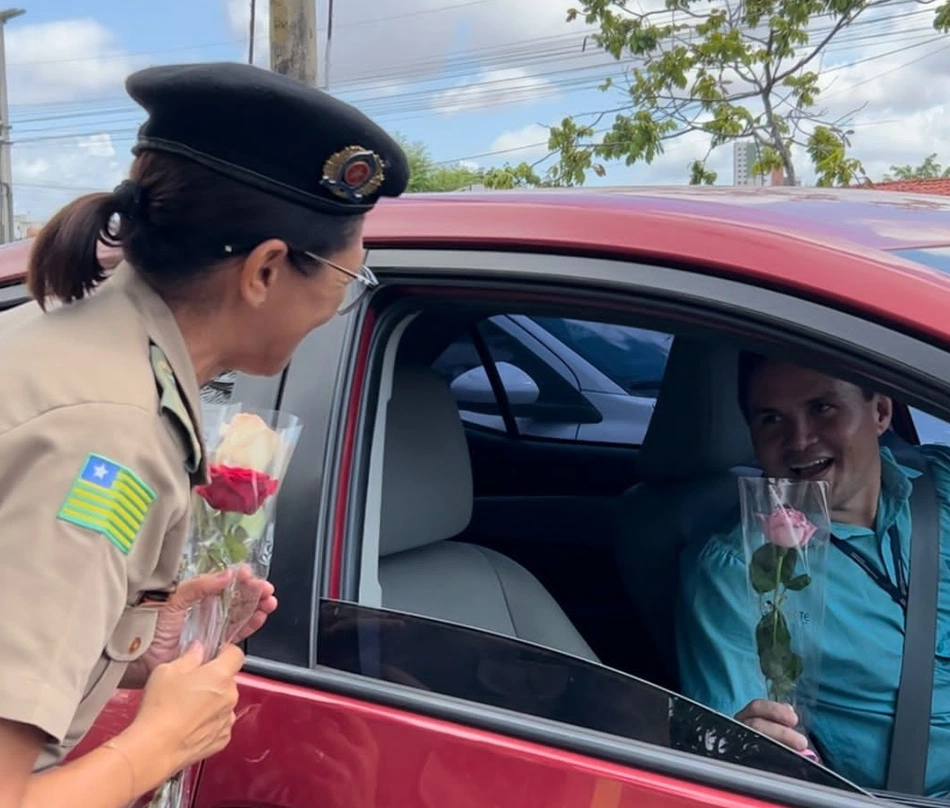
{"left": 396, "top": 135, "right": 550, "bottom": 192}
{"left": 481, "top": 162, "right": 547, "bottom": 189}
{"left": 551, "top": 0, "right": 950, "bottom": 187}
{"left": 883, "top": 153, "right": 950, "bottom": 182}
{"left": 398, "top": 136, "right": 482, "bottom": 193}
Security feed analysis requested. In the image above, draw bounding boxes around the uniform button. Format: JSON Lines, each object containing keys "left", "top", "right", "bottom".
{"left": 128, "top": 637, "right": 142, "bottom": 653}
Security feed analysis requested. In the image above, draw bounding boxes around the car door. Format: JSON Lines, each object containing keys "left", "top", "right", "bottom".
{"left": 190, "top": 243, "right": 950, "bottom": 808}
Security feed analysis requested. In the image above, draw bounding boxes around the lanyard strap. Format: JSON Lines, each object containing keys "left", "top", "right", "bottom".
{"left": 830, "top": 525, "right": 908, "bottom": 613}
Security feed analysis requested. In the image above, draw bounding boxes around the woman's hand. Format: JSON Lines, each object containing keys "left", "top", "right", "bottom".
{"left": 8, "top": 644, "right": 246, "bottom": 808}
{"left": 123, "top": 567, "right": 277, "bottom": 688}
{"left": 126, "top": 642, "right": 245, "bottom": 774}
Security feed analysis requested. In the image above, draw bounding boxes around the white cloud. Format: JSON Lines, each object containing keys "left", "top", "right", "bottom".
{"left": 490, "top": 123, "right": 550, "bottom": 158}
{"left": 77, "top": 133, "right": 116, "bottom": 159}
{"left": 13, "top": 132, "right": 127, "bottom": 221}
{"left": 226, "top": 0, "right": 602, "bottom": 115}
{"left": 7, "top": 19, "right": 141, "bottom": 105}
{"left": 433, "top": 68, "right": 558, "bottom": 115}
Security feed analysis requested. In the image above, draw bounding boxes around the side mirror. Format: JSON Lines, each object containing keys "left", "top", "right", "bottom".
{"left": 451, "top": 361, "right": 541, "bottom": 407}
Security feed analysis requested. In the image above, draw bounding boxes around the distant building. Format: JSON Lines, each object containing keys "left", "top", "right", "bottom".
{"left": 13, "top": 213, "right": 43, "bottom": 239}
{"left": 733, "top": 142, "right": 765, "bottom": 186}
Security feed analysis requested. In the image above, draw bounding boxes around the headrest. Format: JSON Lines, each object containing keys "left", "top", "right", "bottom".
{"left": 637, "top": 337, "right": 754, "bottom": 482}
{"left": 379, "top": 365, "right": 473, "bottom": 557}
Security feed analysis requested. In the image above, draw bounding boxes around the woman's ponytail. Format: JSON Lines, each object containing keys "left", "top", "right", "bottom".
{"left": 26, "top": 192, "right": 118, "bottom": 310}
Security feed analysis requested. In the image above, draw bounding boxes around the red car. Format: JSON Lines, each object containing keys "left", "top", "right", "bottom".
{"left": 4, "top": 185, "right": 950, "bottom": 808}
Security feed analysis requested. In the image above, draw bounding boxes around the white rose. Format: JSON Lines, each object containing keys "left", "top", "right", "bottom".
{"left": 214, "top": 413, "right": 282, "bottom": 473}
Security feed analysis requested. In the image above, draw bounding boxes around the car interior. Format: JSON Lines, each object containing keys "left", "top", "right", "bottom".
{"left": 355, "top": 294, "right": 932, "bottom": 700}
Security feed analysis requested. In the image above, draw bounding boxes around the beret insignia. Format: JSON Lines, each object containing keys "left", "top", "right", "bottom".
{"left": 321, "top": 145, "right": 385, "bottom": 202}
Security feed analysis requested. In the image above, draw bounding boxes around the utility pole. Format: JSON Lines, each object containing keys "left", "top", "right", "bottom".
{"left": 0, "top": 8, "right": 23, "bottom": 244}
{"left": 324, "top": 0, "right": 333, "bottom": 90}
{"left": 248, "top": 0, "right": 256, "bottom": 64}
{"left": 269, "top": 0, "right": 316, "bottom": 85}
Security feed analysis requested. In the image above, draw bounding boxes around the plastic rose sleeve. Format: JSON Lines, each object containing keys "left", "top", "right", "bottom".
{"left": 737, "top": 476, "right": 831, "bottom": 757}
{"left": 144, "top": 403, "right": 302, "bottom": 808}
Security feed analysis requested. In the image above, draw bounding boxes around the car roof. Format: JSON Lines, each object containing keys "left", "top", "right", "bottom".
{"left": 5, "top": 187, "right": 950, "bottom": 341}
{"left": 367, "top": 185, "right": 950, "bottom": 253}
{"left": 361, "top": 186, "right": 950, "bottom": 344}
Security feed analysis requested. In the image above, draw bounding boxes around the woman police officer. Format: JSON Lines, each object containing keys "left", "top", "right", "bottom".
{"left": 0, "top": 61, "right": 408, "bottom": 807}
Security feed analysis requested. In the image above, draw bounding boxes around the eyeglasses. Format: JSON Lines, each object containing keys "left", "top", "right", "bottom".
{"left": 302, "top": 250, "right": 378, "bottom": 314}
{"left": 223, "top": 244, "right": 379, "bottom": 315}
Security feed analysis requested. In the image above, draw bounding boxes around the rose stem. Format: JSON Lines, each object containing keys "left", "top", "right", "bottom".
{"left": 772, "top": 549, "right": 786, "bottom": 648}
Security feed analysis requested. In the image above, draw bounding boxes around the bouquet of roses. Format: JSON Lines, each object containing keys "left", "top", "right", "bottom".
{"left": 146, "top": 403, "right": 302, "bottom": 808}
{"left": 738, "top": 477, "right": 831, "bottom": 753}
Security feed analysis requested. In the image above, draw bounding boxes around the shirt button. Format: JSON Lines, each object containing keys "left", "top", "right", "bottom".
{"left": 128, "top": 637, "right": 142, "bottom": 654}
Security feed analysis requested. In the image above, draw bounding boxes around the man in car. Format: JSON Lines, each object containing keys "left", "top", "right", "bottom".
{"left": 676, "top": 352, "right": 950, "bottom": 798}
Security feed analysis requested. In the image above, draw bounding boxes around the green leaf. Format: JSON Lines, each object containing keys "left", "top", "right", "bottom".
{"left": 786, "top": 574, "right": 812, "bottom": 591}
{"left": 750, "top": 562, "right": 776, "bottom": 594}
{"left": 755, "top": 608, "right": 791, "bottom": 655}
{"left": 752, "top": 543, "right": 779, "bottom": 575}
{"left": 779, "top": 547, "right": 799, "bottom": 585}
{"left": 749, "top": 543, "right": 781, "bottom": 593}
{"left": 224, "top": 530, "right": 250, "bottom": 564}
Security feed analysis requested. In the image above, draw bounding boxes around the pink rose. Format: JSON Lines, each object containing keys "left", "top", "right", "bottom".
{"left": 758, "top": 506, "right": 816, "bottom": 549}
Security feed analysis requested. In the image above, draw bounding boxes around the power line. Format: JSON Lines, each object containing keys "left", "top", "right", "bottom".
{"left": 7, "top": 0, "right": 933, "bottom": 114}
{"left": 7, "top": 17, "right": 939, "bottom": 138}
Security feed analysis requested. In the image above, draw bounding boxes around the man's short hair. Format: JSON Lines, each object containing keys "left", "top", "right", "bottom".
{"left": 736, "top": 351, "right": 874, "bottom": 422}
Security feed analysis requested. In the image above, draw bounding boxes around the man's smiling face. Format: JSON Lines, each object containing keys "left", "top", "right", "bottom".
{"left": 745, "top": 359, "right": 893, "bottom": 526}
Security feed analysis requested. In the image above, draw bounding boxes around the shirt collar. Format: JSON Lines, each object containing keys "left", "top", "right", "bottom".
{"left": 832, "top": 445, "right": 918, "bottom": 539}
{"left": 112, "top": 261, "right": 205, "bottom": 455}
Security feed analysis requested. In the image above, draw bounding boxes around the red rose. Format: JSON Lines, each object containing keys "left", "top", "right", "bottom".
{"left": 195, "top": 464, "right": 279, "bottom": 515}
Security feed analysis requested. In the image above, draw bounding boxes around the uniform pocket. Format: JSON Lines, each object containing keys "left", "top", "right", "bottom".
{"left": 63, "top": 604, "right": 160, "bottom": 755}
{"left": 105, "top": 603, "right": 160, "bottom": 662}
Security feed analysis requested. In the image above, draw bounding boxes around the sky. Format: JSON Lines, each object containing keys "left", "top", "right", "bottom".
{"left": 7, "top": 0, "right": 950, "bottom": 221}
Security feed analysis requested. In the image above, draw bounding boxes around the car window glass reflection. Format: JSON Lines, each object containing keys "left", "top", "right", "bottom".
{"left": 317, "top": 600, "right": 865, "bottom": 794}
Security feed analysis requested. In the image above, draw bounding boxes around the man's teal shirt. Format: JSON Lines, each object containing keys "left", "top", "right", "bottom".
{"left": 677, "top": 446, "right": 950, "bottom": 797}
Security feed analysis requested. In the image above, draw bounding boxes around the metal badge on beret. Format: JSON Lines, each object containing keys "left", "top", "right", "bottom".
{"left": 321, "top": 145, "right": 386, "bottom": 202}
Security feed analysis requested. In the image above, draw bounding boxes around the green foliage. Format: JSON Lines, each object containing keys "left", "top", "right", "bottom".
{"left": 396, "top": 133, "right": 553, "bottom": 193}
{"left": 554, "top": 0, "right": 950, "bottom": 186}
{"left": 884, "top": 153, "right": 950, "bottom": 182}
{"left": 749, "top": 543, "right": 810, "bottom": 702}
{"left": 807, "top": 125, "right": 865, "bottom": 187}
{"left": 397, "top": 135, "right": 482, "bottom": 193}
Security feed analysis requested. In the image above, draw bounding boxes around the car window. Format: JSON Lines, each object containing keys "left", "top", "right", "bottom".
{"left": 910, "top": 407, "right": 950, "bottom": 446}
{"left": 316, "top": 599, "right": 863, "bottom": 795}
{"left": 530, "top": 316, "right": 672, "bottom": 397}
{"left": 200, "top": 370, "right": 237, "bottom": 405}
{"left": 430, "top": 315, "right": 673, "bottom": 445}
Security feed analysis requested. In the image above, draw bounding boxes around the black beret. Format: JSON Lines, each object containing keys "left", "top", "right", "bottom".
{"left": 125, "top": 61, "right": 409, "bottom": 216}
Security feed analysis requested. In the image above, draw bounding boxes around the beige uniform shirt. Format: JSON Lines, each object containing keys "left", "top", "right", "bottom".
{"left": 0, "top": 262, "right": 206, "bottom": 770}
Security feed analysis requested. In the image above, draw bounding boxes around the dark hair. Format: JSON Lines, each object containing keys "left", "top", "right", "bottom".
{"left": 27, "top": 151, "right": 363, "bottom": 310}
{"left": 737, "top": 350, "right": 875, "bottom": 421}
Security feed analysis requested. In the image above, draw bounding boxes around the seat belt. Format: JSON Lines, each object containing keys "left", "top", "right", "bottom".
{"left": 886, "top": 450, "right": 941, "bottom": 795}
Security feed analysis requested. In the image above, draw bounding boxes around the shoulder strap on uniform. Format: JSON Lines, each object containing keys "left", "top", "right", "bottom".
{"left": 887, "top": 450, "right": 940, "bottom": 796}
{"left": 150, "top": 343, "right": 203, "bottom": 476}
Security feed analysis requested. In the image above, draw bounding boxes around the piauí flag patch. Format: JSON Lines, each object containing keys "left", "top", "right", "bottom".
{"left": 57, "top": 453, "right": 157, "bottom": 555}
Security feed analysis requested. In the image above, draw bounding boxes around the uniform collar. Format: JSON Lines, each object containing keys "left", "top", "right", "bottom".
{"left": 112, "top": 262, "right": 207, "bottom": 480}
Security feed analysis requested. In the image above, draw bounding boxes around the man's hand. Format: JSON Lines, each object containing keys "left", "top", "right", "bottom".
{"left": 122, "top": 566, "right": 278, "bottom": 689}
{"left": 735, "top": 699, "right": 810, "bottom": 753}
